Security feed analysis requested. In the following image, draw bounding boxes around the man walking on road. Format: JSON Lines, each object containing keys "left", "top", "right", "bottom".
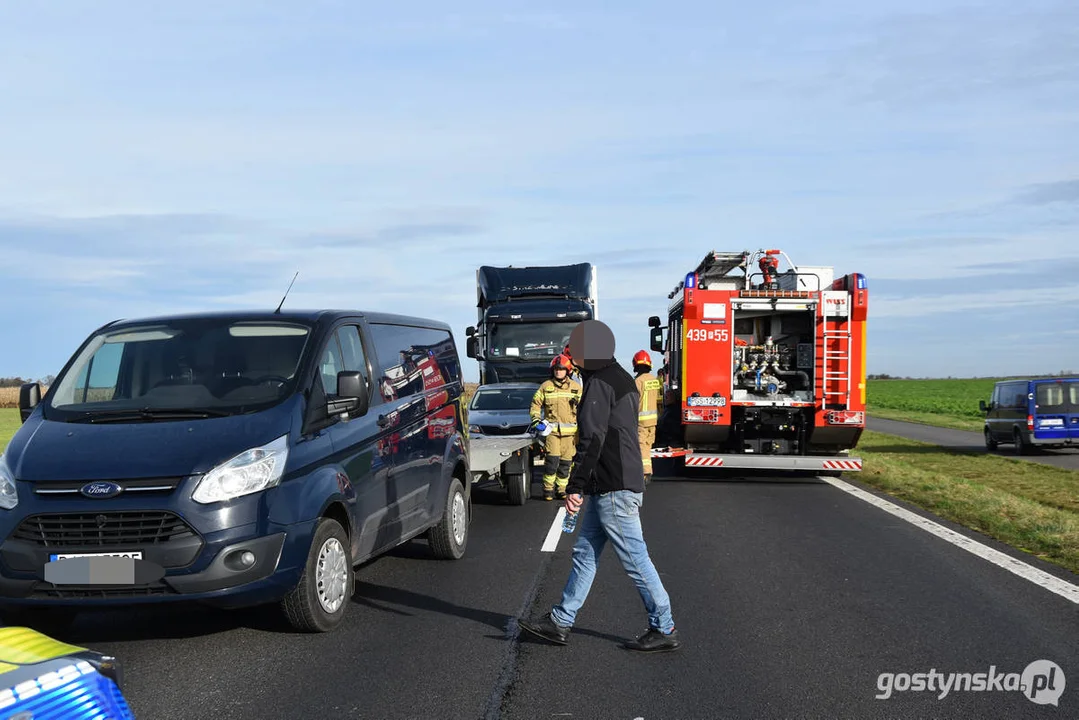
{"left": 519, "top": 320, "right": 680, "bottom": 653}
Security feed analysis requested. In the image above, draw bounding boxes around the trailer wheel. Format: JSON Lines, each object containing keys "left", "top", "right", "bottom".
{"left": 506, "top": 470, "right": 529, "bottom": 505}
{"left": 984, "top": 428, "right": 998, "bottom": 451}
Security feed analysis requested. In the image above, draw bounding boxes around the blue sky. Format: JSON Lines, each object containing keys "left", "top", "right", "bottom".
{"left": 1, "top": 0, "right": 1077, "bottom": 383}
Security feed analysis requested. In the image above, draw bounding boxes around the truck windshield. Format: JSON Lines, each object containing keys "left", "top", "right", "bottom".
{"left": 487, "top": 322, "right": 578, "bottom": 360}
{"left": 45, "top": 318, "right": 313, "bottom": 421}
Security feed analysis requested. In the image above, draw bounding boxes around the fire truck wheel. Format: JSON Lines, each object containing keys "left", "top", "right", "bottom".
{"left": 984, "top": 428, "right": 998, "bottom": 451}
{"left": 506, "top": 471, "right": 529, "bottom": 505}
{"left": 429, "top": 478, "right": 469, "bottom": 559}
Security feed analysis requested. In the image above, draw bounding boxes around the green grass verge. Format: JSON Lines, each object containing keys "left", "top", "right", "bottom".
{"left": 856, "top": 430, "right": 1079, "bottom": 575}
{"left": 0, "top": 409, "right": 18, "bottom": 453}
{"left": 867, "top": 408, "right": 984, "bottom": 433}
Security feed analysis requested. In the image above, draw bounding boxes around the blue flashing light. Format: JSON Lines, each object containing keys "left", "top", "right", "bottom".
{"left": 856, "top": 274, "right": 867, "bottom": 290}
{"left": 0, "top": 660, "right": 134, "bottom": 720}
{"left": 684, "top": 272, "right": 697, "bottom": 289}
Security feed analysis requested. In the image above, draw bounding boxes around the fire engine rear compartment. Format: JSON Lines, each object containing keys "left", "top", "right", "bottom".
{"left": 680, "top": 303, "right": 860, "bottom": 455}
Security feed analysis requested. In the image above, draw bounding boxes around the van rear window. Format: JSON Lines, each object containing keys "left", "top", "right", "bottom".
{"left": 1035, "top": 382, "right": 1079, "bottom": 412}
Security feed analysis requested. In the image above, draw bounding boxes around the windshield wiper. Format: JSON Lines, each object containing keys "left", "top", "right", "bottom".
{"left": 65, "top": 407, "right": 232, "bottom": 423}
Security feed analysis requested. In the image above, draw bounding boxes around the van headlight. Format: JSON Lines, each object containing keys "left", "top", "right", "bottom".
{"left": 0, "top": 454, "right": 17, "bottom": 510}
{"left": 192, "top": 435, "right": 289, "bottom": 504}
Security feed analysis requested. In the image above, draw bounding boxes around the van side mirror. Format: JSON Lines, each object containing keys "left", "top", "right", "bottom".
{"left": 466, "top": 336, "right": 480, "bottom": 359}
{"left": 649, "top": 328, "right": 664, "bottom": 353}
{"left": 978, "top": 399, "right": 987, "bottom": 413}
{"left": 327, "top": 372, "right": 369, "bottom": 417}
{"left": 648, "top": 316, "right": 661, "bottom": 328}
{"left": 19, "top": 382, "right": 41, "bottom": 423}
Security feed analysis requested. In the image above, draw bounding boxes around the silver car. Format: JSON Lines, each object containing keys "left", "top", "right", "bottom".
{"left": 467, "top": 382, "right": 540, "bottom": 437}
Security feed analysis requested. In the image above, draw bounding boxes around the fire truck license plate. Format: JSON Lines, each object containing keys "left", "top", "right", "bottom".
{"left": 687, "top": 396, "right": 726, "bottom": 407}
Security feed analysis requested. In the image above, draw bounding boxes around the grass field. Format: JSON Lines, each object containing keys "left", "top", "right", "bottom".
{"left": 867, "top": 378, "right": 999, "bottom": 432}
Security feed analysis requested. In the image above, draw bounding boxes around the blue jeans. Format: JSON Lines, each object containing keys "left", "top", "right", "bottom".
{"left": 550, "top": 490, "right": 675, "bottom": 634}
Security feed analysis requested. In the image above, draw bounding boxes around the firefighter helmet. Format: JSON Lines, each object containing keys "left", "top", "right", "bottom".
{"left": 551, "top": 354, "right": 573, "bottom": 372}
{"left": 633, "top": 350, "right": 652, "bottom": 368}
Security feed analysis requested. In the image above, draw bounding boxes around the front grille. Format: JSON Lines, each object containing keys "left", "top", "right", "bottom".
{"left": 33, "top": 477, "right": 183, "bottom": 497}
{"left": 13, "top": 511, "right": 197, "bottom": 547}
{"left": 31, "top": 580, "right": 177, "bottom": 599}
{"left": 479, "top": 424, "right": 530, "bottom": 436}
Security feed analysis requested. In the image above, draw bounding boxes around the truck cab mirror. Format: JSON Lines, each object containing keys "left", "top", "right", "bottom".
{"left": 978, "top": 399, "right": 987, "bottom": 413}
{"left": 647, "top": 316, "right": 661, "bottom": 328}
{"left": 466, "top": 336, "right": 480, "bottom": 359}
{"left": 465, "top": 326, "right": 476, "bottom": 337}
{"left": 650, "top": 328, "right": 664, "bottom": 353}
{"left": 327, "top": 371, "right": 369, "bottom": 417}
{"left": 18, "top": 382, "right": 41, "bottom": 423}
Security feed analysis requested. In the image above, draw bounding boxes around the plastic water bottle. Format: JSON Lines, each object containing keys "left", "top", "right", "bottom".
{"left": 562, "top": 509, "right": 578, "bottom": 533}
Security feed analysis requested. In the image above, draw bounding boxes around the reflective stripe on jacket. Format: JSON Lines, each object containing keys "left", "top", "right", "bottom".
{"left": 635, "top": 372, "right": 661, "bottom": 428}
{"left": 530, "top": 378, "right": 582, "bottom": 435}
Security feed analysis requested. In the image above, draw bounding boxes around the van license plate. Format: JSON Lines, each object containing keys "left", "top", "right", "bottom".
{"left": 48, "top": 551, "right": 143, "bottom": 562}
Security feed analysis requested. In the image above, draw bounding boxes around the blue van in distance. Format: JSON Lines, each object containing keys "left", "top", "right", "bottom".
{"left": 980, "top": 377, "right": 1079, "bottom": 455}
{"left": 0, "top": 310, "right": 470, "bottom": 632}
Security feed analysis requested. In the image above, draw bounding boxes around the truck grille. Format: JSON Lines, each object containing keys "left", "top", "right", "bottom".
{"left": 13, "top": 511, "right": 197, "bottom": 547}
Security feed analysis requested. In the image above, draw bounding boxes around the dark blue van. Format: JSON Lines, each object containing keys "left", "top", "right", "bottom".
{"left": 0, "top": 310, "right": 471, "bottom": 632}
{"left": 980, "top": 377, "right": 1079, "bottom": 454}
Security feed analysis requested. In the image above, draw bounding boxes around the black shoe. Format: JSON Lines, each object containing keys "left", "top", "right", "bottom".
{"left": 623, "top": 627, "right": 680, "bottom": 653}
{"left": 519, "top": 613, "right": 570, "bottom": 645}
{"left": 556, "top": 490, "right": 567, "bottom": 500}
{"left": 543, "top": 491, "right": 554, "bottom": 501}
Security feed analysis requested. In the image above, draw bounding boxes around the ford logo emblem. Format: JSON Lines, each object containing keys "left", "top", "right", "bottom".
{"left": 80, "top": 481, "right": 123, "bottom": 499}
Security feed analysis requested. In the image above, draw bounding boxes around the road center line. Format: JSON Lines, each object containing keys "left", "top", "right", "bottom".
{"left": 541, "top": 507, "right": 567, "bottom": 552}
{"left": 820, "top": 475, "right": 1079, "bottom": 606}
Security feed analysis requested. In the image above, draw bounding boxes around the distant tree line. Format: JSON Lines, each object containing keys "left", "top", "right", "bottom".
{"left": 0, "top": 375, "right": 55, "bottom": 388}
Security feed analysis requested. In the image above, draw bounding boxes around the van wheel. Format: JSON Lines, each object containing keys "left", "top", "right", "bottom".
{"left": 281, "top": 517, "right": 353, "bottom": 633}
{"left": 429, "top": 478, "right": 468, "bottom": 559}
{"left": 1013, "top": 429, "right": 1030, "bottom": 456}
{"left": 984, "top": 428, "right": 998, "bottom": 451}
{"left": 506, "top": 471, "right": 529, "bottom": 505}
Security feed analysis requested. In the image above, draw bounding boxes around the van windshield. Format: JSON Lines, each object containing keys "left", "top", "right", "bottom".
{"left": 45, "top": 318, "right": 313, "bottom": 421}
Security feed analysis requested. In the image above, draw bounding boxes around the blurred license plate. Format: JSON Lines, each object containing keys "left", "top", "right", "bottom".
{"left": 49, "top": 551, "right": 143, "bottom": 562}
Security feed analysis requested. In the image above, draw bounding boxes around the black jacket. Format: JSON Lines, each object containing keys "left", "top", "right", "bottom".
{"left": 565, "top": 359, "right": 646, "bottom": 495}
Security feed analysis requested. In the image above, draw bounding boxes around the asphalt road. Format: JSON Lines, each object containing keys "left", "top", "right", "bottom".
{"left": 867, "top": 417, "right": 1079, "bottom": 471}
{"left": 37, "top": 462, "right": 1079, "bottom": 720}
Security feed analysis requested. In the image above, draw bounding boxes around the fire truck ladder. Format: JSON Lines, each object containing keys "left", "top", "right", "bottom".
{"left": 821, "top": 309, "right": 851, "bottom": 410}
{"left": 694, "top": 251, "right": 749, "bottom": 286}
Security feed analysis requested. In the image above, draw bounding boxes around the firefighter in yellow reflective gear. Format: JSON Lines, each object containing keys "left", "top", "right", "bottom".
{"left": 633, "top": 350, "right": 662, "bottom": 483}
{"left": 530, "top": 354, "right": 582, "bottom": 500}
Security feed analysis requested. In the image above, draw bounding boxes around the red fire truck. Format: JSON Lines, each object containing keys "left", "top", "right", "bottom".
{"left": 648, "top": 249, "right": 868, "bottom": 474}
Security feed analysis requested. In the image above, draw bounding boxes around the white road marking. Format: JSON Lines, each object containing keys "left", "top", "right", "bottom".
{"left": 541, "top": 507, "right": 568, "bottom": 553}
{"left": 820, "top": 475, "right": 1079, "bottom": 606}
